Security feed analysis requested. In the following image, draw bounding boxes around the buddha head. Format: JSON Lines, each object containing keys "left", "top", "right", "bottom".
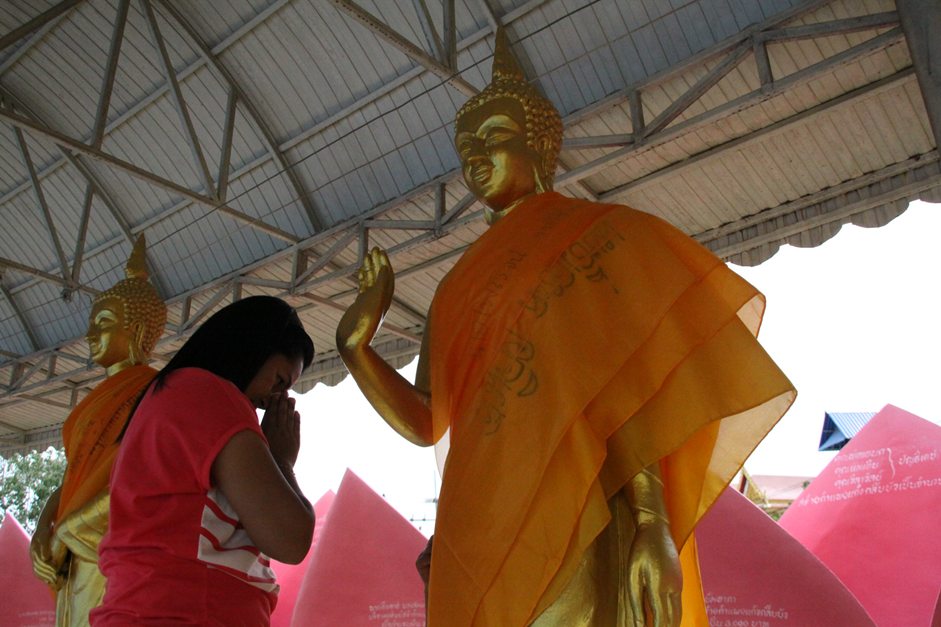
{"left": 454, "top": 28, "right": 562, "bottom": 223}
{"left": 85, "top": 235, "right": 167, "bottom": 376}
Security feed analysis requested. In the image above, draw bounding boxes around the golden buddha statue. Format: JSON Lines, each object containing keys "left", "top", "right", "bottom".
{"left": 30, "top": 235, "right": 167, "bottom": 626}
{"left": 337, "top": 29, "right": 795, "bottom": 627}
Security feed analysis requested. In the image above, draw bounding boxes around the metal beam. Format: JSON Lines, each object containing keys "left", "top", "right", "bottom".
{"left": 217, "top": 90, "right": 237, "bottom": 202}
{"left": 476, "top": 0, "right": 501, "bottom": 32}
{"left": 0, "top": 10, "right": 72, "bottom": 75}
{"left": 557, "top": 27, "right": 906, "bottom": 189}
{"left": 0, "top": 0, "right": 539, "bottom": 248}
{"left": 181, "top": 286, "right": 231, "bottom": 331}
{"left": 330, "top": 0, "right": 479, "bottom": 96}
{"left": 0, "top": 107, "right": 299, "bottom": 243}
{"left": 68, "top": 0, "right": 130, "bottom": 289}
{"left": 600, "top": 69, "right": 916, "bottom": 203}
{"left": 0, "top": 282, "right": 40, "bottom": 351}
{"left": 0, "top": 87, "right": 136, "bottom": 242}
{"left": 156, "top": 0, "right": 325, "bottom": 233}
{"left": 443, "top": 0, "right": 456, "bottom": 69}
{"left": 759, "top": 12, "right": 899, "bottom": 42}
{"left": 70, "top": 185, "right": 94, "bottom": 287}
{"left": 12, "top": 125, "right": 71, "bottom": 282}
{"left": 9, "top": 355, "right": 49, "bottom": 390}
{"left": 0, "top": 256, "right": 97, "bottom": 295}
{"left": 0, "top": 0, "right": 83, "bottom": 53}
{"left": 294, "top": 231, "right": 357, "bottom": 286}
{"left": 643, "top": 42, "right": 750, "bottom": 139}
{"left": 92, "top": 0, "right": 130, "bottom": 148}
{"left": 0, "top": 85, "right": 174, "bottom": 298}
{"left": 140, "top": 0, "right": 217, "bottom": 199}
{"left": 414, "top": 0, "right": 445, "bottom": 65}
{"left": 897, "top": 0, "right": 941, "bottom": 148}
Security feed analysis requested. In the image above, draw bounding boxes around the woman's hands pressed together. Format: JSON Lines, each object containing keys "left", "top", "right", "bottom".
{"left": 261, "top": 391, "right": 301, "bottom": 470}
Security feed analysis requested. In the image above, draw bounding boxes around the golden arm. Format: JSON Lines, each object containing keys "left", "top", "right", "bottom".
{"left": 622, "top": 464, "right": 683, "bottom": 627}
{"left": 29, "top": 485, "right": 65, "bottom": 588}
{"left": 336, "top": 247, "right": 434, "bottom": 447}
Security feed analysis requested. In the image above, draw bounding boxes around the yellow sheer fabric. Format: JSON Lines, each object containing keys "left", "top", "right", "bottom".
{"left": 427, "top": 192, "right": 795, "bottom": 626}
{"left": 56, "top": 364, "right": 157, "bottom": 525}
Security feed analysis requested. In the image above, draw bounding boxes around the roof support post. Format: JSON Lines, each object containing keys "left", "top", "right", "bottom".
{"left": 897, "top": 0, "right": 941, "bottom": 148}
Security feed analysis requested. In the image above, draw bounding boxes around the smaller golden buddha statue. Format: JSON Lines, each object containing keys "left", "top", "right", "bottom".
{"left": 338, "top": 28, "right": 794, "bottom": 627}
{"left": 30, "top": 235, "right": 167, "bottom": 626}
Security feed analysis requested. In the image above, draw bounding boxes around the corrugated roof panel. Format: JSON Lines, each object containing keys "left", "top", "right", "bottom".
{"left": 0, "top": 311, "right": 33, "bottom": 358}
{"left": 75, "top": 243, "right": 125, "bottom": 295}
{"left": 819, "top": 411, "right": 876, "bottom": 450}
{"left": 102, "top": 96, "right": 207, "bottom": 196}
{"left": 12, "top": 281, "right": 67, "bottom": 346}
{"left": 78, "top": 156, "right": 181, "bottom": 226}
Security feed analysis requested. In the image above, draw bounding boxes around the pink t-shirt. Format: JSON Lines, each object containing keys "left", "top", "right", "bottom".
{"left": 92, "top": 368, "right": 277, "bottom": 626}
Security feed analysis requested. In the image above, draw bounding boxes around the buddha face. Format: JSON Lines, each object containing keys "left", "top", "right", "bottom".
{"left": 85, "top": 296, "right": 142, "bottom": 375}
{"left": 455, "top": 99, "right": 541, "bottom": 214}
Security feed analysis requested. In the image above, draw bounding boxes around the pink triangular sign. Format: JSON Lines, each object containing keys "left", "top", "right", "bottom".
{"left": 291, "top": 469, "right": 427, "bottom": 626}
{"left": 0, "top": 512, "right": 56, "bottom": 626}
{"left": 270, "top": 490, "right": 335, "bottom": 627}
{"left": 697, "top": 487, "right": 875, "bottom": 626}
{"left": 780, "top": 405, "right": 941, "bottom": 627}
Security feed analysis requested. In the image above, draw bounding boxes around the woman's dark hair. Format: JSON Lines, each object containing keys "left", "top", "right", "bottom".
{"left": 154, "top": 295, "right": 314, "bottom": 391}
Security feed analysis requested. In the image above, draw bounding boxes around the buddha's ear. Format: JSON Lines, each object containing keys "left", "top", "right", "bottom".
{"left": 532, "top": 133, "right": 555, "bottom": 192}
{"left": 128, "top": 320, "right": 146, "bottom": 365}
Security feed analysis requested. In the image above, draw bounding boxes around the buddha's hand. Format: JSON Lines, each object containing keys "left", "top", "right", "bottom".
{"left": 336, "top": 247, "right": 395, "bottom": 353}
{"left": 262, "top": 391, "right": 301, "bottom": 470}
{"left": 626, "top": 516, "right": 682, "bottom": 627}
{"left": 29, "top": 519, "right": 62, "bottom": 588}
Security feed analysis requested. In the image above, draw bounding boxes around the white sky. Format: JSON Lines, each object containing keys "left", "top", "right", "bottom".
{"left": 292, "top": 200, "right": 941, "bottom": 532}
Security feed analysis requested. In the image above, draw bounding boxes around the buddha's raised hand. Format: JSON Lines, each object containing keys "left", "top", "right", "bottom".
{"left": 336, "top": 247, "right": 395, "bottom": 353}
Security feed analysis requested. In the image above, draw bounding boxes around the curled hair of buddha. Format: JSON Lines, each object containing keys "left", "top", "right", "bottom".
{"left": 94, "top": 234, "right": 167, "bottom": 360}
{"left": 455, "top": 27, "right": 563, "bottom": 186}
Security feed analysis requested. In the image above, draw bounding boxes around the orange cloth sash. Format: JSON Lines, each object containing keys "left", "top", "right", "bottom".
{"left": 56, "top": 364, "right": 157, "bottom": 525}
{"left": 428, "top": 193, "right": 795, "bottom": 626}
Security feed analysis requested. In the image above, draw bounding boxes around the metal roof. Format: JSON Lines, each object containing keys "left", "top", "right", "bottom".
{"left": 1, "top": 0, "right": 939, "bottom": 454}
{"left": 819, "top": 411, "right": 877, "bottom": 450}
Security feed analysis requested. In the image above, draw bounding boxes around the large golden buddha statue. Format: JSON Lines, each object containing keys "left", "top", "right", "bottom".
{"left": 30, "top": 235, "right": 167, "bottom": 626}
{"left": 337, "top": 29, "right": 795, "bottom": 626}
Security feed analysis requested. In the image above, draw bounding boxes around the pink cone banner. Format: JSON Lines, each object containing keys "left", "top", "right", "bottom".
{"left": 0, "top": 512, "right": 56, "bottom": 626}
{"left": 291, "top": 469, "right": 427, "bottom": 626}
{"left": 697, "top": 487, "right": 875, "bottom": 626}
{"left": 780, "top": 405, "right": 941, "bottom": 627}
{"left": 270, "top": 491, "right": 335, "bottom": 627}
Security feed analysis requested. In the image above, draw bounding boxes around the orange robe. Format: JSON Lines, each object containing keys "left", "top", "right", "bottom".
{"left": 56, "top": 364, "right": 157, "bottom": 526}
{"left": 427, "top": 192, "right": 795, "bottom": 626}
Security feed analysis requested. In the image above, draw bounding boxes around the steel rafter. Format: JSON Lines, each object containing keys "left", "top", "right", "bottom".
{"left": 11, "top": 123, "right": 72, "bottom": 284}
{"left": 155, "top": 0, "right": 326, "bottom": 233}
{"left": 330, "top": 0, "right": 479, "bottom": 96}
{"left": 0, "top": 85, "right": 174, "bottom": 299}
{"left": 0, "top": 0, "right": 83, "bottom": 53}
{"left": 0, "top": 281, "right": 40, "bottom": 352}
{"left": 140, "top": 0, "right": 217, "bottom": 200}
{"left": 897, "top": 0, "right": 941, "bottom": 147}
{"left": 0, "top": 107, "right": 299, "bottom": 243}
